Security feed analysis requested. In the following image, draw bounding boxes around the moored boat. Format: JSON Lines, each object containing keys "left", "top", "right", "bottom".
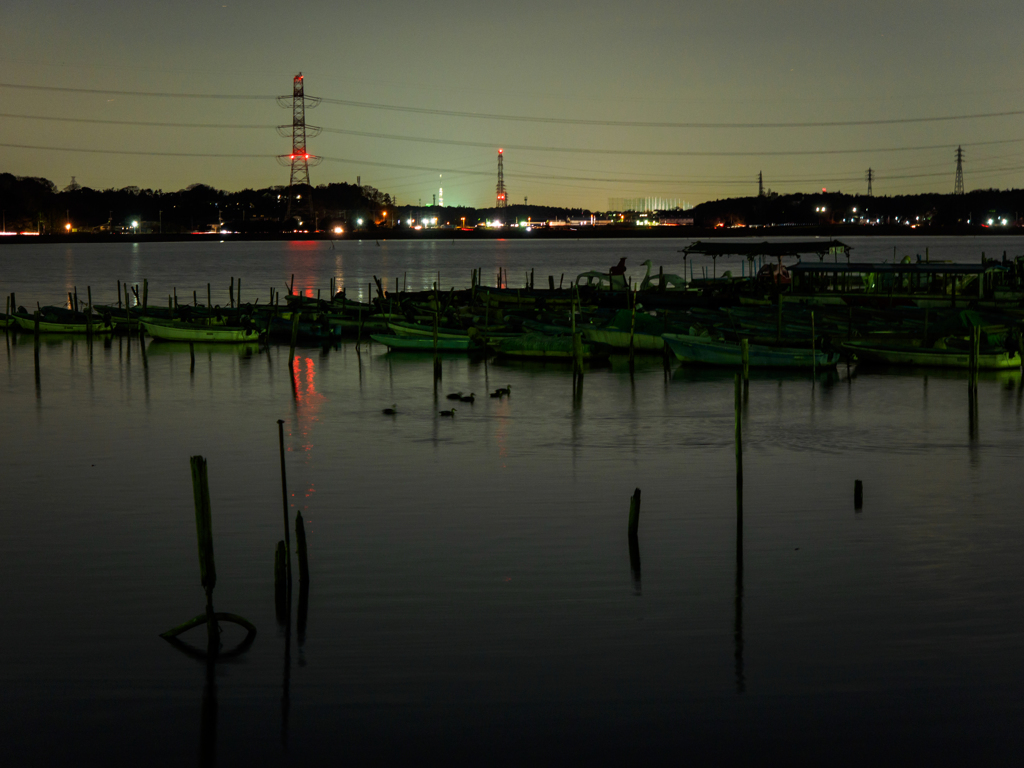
{"left": 141, "top": 319, "right": 264, "bottom": 343}
{"left": 369, "top": 334, "right": 480, "bottom": 352}
{"left": 841, "top": 340, "right": 1020, "bottom": 369}
{"left": 663, "top": 332, "right": 839, "bottom": 368}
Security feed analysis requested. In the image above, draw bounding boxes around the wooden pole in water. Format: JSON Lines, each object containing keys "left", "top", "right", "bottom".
{"left": 628, "top": 285, "right": 637, "bottom": 370}
{"left": 289, "top": 311, "right": 301, "bottom": 363}
{"left": 86, "top": 287, "right": 93, "bottom": 337}
{"left": 734, "top": 374, "right": 743, "bottom": 489}
{"left": 207, "top": 284, "right": 212, "bottom": 324}
{"left": 237, "top": 277, "right": 242, "bottom": 307}
{"left": 811, "top": 310, "right": 816, "bottom": 379}
{"left": 117, "top": 280, "right": 122, "bottom": 309}
{"left": 741, "top": 338, "right": 750, "bottom": 381}
{"left": 854, "top": 479, "right": 863, "bottom": 510}
{"left": 627, "top": 488, "right": 642, "bottom": 538}
{"left": 189, "top": 455, "right": 219, "bottom": 648}
{"left": 124, "top": 285, "right": 132, "bottom": 337}
{"left": 190, "top": 341, "right": 195, "bottom": 373}
{"left": 142, "top": 279, "right": 148, "bottom": 310}
{"left": 277, "top": 420, "right": 293, "bottom": 590}
{"left": 229, "top": 277, "right": 234, "bottom": 308}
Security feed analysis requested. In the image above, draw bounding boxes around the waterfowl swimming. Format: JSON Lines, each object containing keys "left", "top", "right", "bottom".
{"left": 445, "top": 391, "right": 463, "bottom": 400}
{"left": 490, "top": 385, "right": 511, "bottom": 398}
{"left": 382, "top": 404, "right": 398, "bottom": 415}
{"left": 459, "top": 393, "right": 475, "bottom": 403}
{"left": 439, "top": 408, "right": 457, "bottom": 417}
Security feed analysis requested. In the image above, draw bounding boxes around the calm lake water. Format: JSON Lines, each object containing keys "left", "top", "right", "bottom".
{"left": 2, "top": 237, "right": 1024, "bottom": 764}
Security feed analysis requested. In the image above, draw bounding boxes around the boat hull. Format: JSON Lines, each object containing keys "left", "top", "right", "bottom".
{"left": 370, "top": 334, "right": 477, "bottom": 352}
{"left": 141, "top": 320, "right": 263, "bottom": 343}
{"left": 663, "top": 333, "right": 838, "bottom": 368}
{"left": 841, "top": 341, "right": 1021, "bottom": 369}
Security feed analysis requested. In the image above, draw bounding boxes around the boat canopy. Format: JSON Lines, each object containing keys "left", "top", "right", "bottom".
{"left": 680, "top": 240, "right": 850, "bottom": 258}
{"left": 789, "top": 262, "right": 998, "bottom": 275}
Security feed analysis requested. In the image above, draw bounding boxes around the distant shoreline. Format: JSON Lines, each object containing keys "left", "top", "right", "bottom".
{"left": 1, "top": 224, "right": 1022, "bottom": 245}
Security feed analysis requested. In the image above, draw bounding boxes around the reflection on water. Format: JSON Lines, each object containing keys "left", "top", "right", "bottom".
{"left": 4, "top": 240, "right": 1024, "bottom": 761}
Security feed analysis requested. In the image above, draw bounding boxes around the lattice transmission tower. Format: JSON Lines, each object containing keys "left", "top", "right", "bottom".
{"left": 954, "top": 146, "right": 965, "bottom": 195}
{"left": 277, "top": 73, "right": 322, "bottom": 227}
{"left": 866, "top": 168, "right": 873, "bottom": 197}
{"left": 758, "top": 171, "right": 764, "bottom": 197}
{"left": 496, "top": 149, "right": 507, "bottom": 209}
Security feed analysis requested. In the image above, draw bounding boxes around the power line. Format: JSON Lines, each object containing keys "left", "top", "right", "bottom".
{"left": 4, "top": 141, "right": 1023, "bottom": 187}
{"left": 4, "top": 110, "right": 1024, "bottom": 159}
{"left": 4, "top": 81, "right": 1024, "bottom": 128}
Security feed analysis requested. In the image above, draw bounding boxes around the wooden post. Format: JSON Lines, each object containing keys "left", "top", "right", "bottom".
{"left": 238, "top": 277, "right": 242, "bottom": 307}
{"left": 628, "top": 285, "right": 637, "bottom": 370}
{"left": 548, "top": 275, "right": 555, "bottom": 290}
{"left": 627, "top": 488, "right": 642, "bottom": 538}
{"left": 811, "top": 310, "right": 816, "bottom": 379}
{"left": 189, "top": 455, "right": 219, "bottom": 647}
{"left": 73, "top": 287, "right": 78, "bottom": 313}
{"left": 295, "top": 512, "right": 310, "bottom": 586}
{"left": 34, "top": 307, "right": 41, "bottom": 345}
{"left": 734, "top": 374, "right": 743, "bottom": 489}
{"left": 289, "top": 311, "right": 301, "bottom": 363}
{"left": 86, "top": 287, "right": 93, "bottom": 337}
{"left": 229, "top": 277, "right": 234, "bottom": 308}
{"left": 124, "top": 285, "right": 132, "bottom": 337}
{"left": 117, "top": 280, "right": 122, "bottom": 309}
{"left": 207, "top": 284, "right": 212, "bottom": 324}
{"left": 173, "top": 287, "right": 178, "bottom": 309}
{"left": 741, "top": 338, "right": 750, "bottom": 381}
{"left": 776, "top": 294, "right": 782, "bottom": 342}
{"left": 142, "top": 279, "right": 148, "bottom": 310}
{"left": 190, "top": 341, "right": 195, "bottom": 373}
{"left": 854, "top": 480, "right": 863, "bottom": 510}
{"left": 277, "top": 420, "right": 292, "bottom": 590}
{"left": 193, "top": 290, "right": 197, "bottom": 307}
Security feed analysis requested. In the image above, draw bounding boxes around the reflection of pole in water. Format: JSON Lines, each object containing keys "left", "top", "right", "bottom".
{"left": 628, "top": 534, "right": 641, "bottom": 594}
{"left": 627, "top": 488, "right": 642, "bottom": 594}
{"left": 200, "top": 657, "right": 217, "bottom": 768}
{"left": 734, "top": 374, "right": 745, "bottom": 693}
{"left": 734, "top": 498, "right": 745, "bottom": 694}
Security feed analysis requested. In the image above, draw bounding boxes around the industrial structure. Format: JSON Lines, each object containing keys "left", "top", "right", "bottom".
{"left": 954, "top": 146, "right": 965, "bottom": 195}
{"left": 277, "top": 73, "right": 321, "bottom": 226}
{"left": 496, "top": 150, "right": 507, "bottom": 209}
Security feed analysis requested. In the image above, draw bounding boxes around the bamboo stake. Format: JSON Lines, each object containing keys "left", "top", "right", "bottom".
{"left": 627, "top": 488, "right": 641, "bottom": 538}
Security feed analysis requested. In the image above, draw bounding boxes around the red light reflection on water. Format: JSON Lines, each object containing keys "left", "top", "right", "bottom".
{"left": 287, "top": 355, "right": 326, "bottom": 514}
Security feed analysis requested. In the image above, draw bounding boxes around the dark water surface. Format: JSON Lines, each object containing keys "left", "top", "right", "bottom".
{"left": 2, "top": 238, "right": 1024, "bottom": 764}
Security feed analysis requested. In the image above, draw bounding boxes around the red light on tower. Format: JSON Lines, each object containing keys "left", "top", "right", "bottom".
{"left": 499, "top": 148, "right": 503, "bottom": 154}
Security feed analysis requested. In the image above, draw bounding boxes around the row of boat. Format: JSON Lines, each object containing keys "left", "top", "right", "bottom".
{"left": 5, "top": 265, "right": 1022, "bottom": 370}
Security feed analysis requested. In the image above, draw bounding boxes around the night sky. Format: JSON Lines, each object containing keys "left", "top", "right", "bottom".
{"left": 2, "top": 1, "right": 1022, "bottom": 208}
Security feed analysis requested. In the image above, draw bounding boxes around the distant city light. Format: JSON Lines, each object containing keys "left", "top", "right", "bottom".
{"left": 65, "top": 223, "right": 71, "bottom": 231}
{"left": 333, "top": 226, "right": 343, "bottom": 234}
{"left": 357, "top": 218, "right": 363, "bottom": 226}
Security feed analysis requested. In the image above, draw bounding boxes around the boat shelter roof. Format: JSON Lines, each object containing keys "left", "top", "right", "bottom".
{"left": 680, "top": 240, "right": 850, "bottom": 257}
{"left": 789, "top": 261, "right": 996, "bottom": 275}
